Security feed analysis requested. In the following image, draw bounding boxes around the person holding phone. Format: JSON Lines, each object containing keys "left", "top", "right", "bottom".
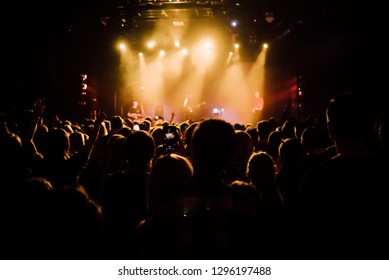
{"left": 162, "top": 125, "right": 183, "bottom": 155}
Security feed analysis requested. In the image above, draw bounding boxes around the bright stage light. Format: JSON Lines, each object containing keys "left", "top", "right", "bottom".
{"left": 174, "top": 40, "right": 180, "bottom": 48}
{"left": 181, "top": 48, "right": 188, "bottom": 55}
{"left": 119, "top": 44, "right": 126, "bottom": 51}
{"left": 173, "top": 20, "right": 184, "bottom": 27}
{"left": 204, "top": 41, "right": 212, "bottom": 50}
{"left": 263, "top": 43, "right": 269, "bottom": 49}
{"left": 230, "top": 19, "right": 239, "bottom": 28}
{"left": 117, "top": 42, "right": 127, "bottom": 52}
{"left": 139, "top": 52, "right": 143, "bottom": 57}
{"left": 212, "top": 108, "right": 224, "bottom": 116}
{"left": 159, "top": 50, "right": 166, "bottom": 57}
{"left": 229, "top": 51, "right": 233, "bottom": 56}
{"left": 191, "top": 38, "right": 217, "bottom": 68}
{"left": 147, "top": 40, "right": 156, "bottom": 49}
{"left": 234, "top": 43, "right": 240, "bottom": 49}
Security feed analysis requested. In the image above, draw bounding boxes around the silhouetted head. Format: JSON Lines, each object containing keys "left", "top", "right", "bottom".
{"left": 110, "top": 115, "right": 125, "bottom": 131}
{"left": 230, "top": 130, "right": 254, "bottom": 165}
{"left": 301, "top": 126, "right": 323, "bottom": 150}
{"left": 183, "top": 121, "right": 199, "bottom": 158}
{"left": 123, "top": 130, "right": 155, "bottom": 171}
{"left": 43, "top": 128, "right": 70, "bottom": 159}
{"left": 191, "top": 118, "right": 236, "bottom": 173}
{"left": 267, "top": 130, "right": 282, "bottom": 157}
{"left": 151, "top": 126, "right": 164, "bottom": 148}
{"left": 148, "top": 153, "right": 194, "bottom": 219}
{"left": 69, "top": 131, "right": 86, "bottom": 154}
{"left": 246, "top": 151, "right": 276, "bottom": 188}
{"left": 256, "top": 120, "right": 271, "bottom": 140}
{"left": 245, "top": 126, "right": 259, "bottom": 147}
{"left": 279, "top": 137, "right": 304, "bottom": 168}
{"left": 281, "top": 120, "right": 295, "bottom": 140}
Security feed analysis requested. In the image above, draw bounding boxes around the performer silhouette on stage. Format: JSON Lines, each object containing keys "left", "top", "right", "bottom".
{"left": 127, "top": 100, "right": 144, "bottom": 119}
{"left": 183, "top": 94, "right": 206, "bottom": 121}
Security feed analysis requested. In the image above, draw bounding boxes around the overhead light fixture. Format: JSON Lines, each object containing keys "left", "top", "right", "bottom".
{"left": 230, "top": 19, "right": 239, "bottom": 28}
{"left": 146, "top": 40, "right": 156, "bottom": 49}
{"left": 173, "top": 21, "right": 185, "bottom": 27}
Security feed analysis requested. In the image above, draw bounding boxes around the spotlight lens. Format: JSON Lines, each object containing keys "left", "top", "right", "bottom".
{"left": 263, "top": 43, "right": 268, "bottom": 49}
{"left": 147, "top": 40, "right": 156, "bottom": 49}
{"left": 230, "top": 19, "right": 239, "bottom": 28}
{"left": 119, "top": 43, "right": 126, "bottom": 51}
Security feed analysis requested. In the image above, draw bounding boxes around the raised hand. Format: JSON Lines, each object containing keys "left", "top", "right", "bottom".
{"left": 33, "top": 97, "right": 46, "bottom": 119}
{"left": 170, "top": 111, "right": 175, "bottom": 123}
{"left": 96, "top": 110, "right": 107, "bottom": 123}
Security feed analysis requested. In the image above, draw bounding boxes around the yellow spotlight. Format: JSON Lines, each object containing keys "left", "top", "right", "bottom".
{"left": 204, "top": 40, "right": 213, "bottom": 50}
{"left": 139, "top": 52, "right": 143, "bottom": 57}
{"left": 234, "top": 43, "right": 240, "bottom": 49}
{"left": 174, "top": 40, "right": 180, "bottom": 48}
{"left": 159, "top": 50, "right": 166, "bottom": 57}
{"left": 147, "top": 40, "right": 156, "bottom": 49}
{"left": 263, "top": 43, "right": 269, "bottom": 49}
{"left": 118, "top": 42, "right": 126, "bottom": 51}
{"left": 181, "top": 48, "right": 188, "bottom": 56}
{"left": 229, "top": 51, "right": 233, "bottom": 56}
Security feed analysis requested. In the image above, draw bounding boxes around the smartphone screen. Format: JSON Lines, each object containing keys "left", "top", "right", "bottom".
{"left": 163, "top": 125, "right": 179, "bottom": 154}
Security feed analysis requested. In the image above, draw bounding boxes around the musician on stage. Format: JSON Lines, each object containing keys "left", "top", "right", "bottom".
{"left": 127, "top": 100, "right": 144, "bottom": 120}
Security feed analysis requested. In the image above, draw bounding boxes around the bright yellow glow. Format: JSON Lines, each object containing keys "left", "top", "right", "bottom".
{"left": 218, "top": 63, "right": 252, "bottom": 124}
{"left": 115, "top": 21, "right": 268, "bottom": 124}
{"left": 190, "top": 38, "right": 216, "bottom": 71}
{"left": 204, "top": 40, "right": 213, "bottom": 50}
{"left": 173, "top": 21, "right": 184, "bottom": 27}
{"left": 247, "top": 47, "right": 267, "bottom": 123}
{"left": 117, "top": 42, "right": 127, "bottom": 52}
{"left": 263, "top": 43, "right": 269, "bottom": 49}
{"left": 147, "top": 40, "right": 156, "bottom": 49}
{"left": 181, "top": 48, "right": 188, "bottom": 56}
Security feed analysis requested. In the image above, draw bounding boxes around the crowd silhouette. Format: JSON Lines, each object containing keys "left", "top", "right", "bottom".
{"left": 0, "top": 91, "right": 388, "bottom": 260}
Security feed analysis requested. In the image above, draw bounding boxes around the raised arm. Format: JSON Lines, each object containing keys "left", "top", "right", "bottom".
{"left": 22, "top": 98, "right": 45, "bottom": 157}
{"left": 84, "top": 111, "right": 106, "bottom": 157}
